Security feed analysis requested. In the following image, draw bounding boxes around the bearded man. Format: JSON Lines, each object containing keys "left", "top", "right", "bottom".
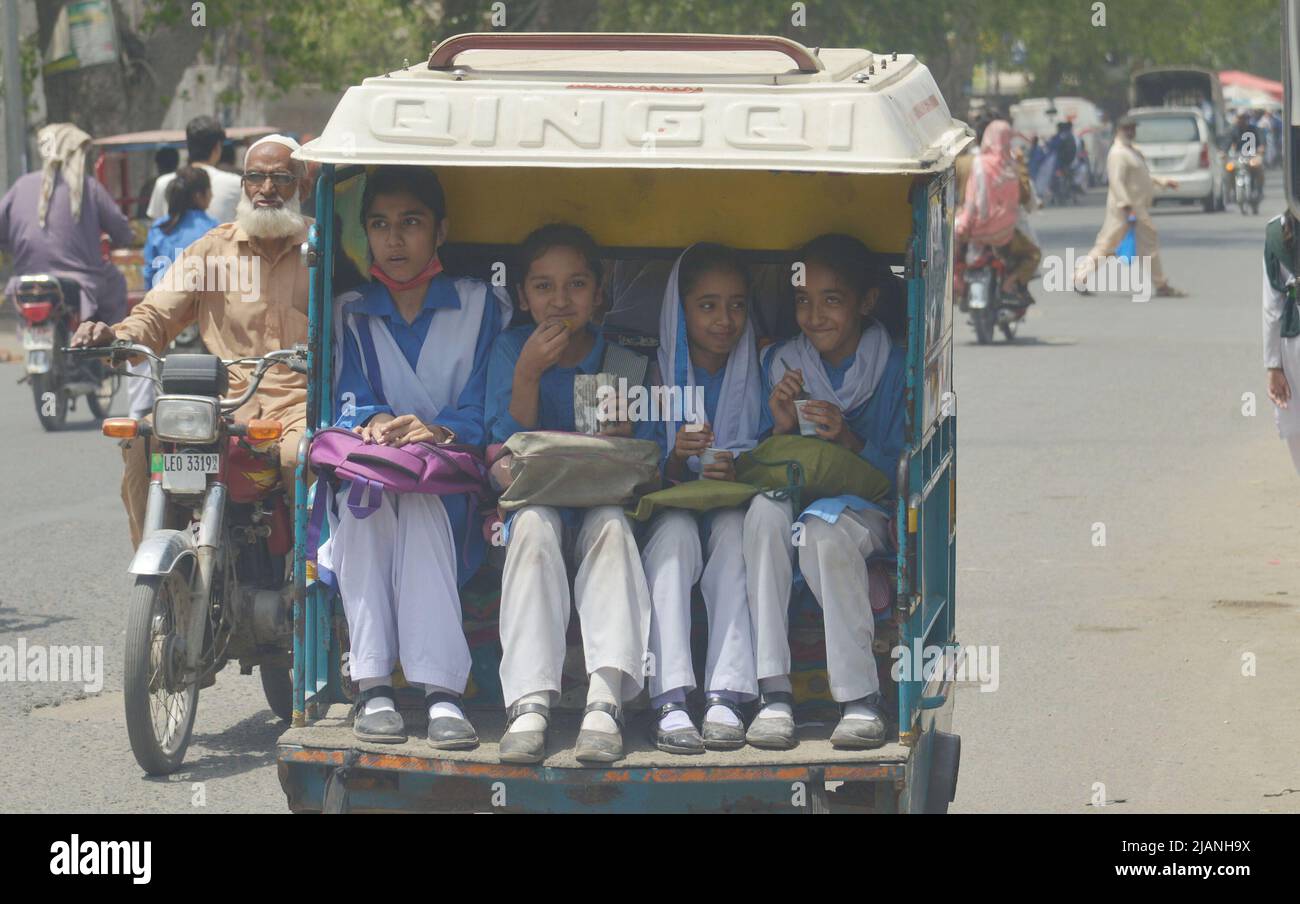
{"left": 72, "top": 135, "right": 314, "bottom": 547}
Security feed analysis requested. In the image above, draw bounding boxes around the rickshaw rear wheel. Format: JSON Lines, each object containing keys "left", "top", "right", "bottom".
{"left": 124, "top": 572, "right": 200, "bottom": 775}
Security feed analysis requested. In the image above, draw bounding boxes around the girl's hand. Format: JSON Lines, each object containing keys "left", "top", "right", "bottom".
{"left": 800, "top": 401, "right": 864, "bottom": 452}
{"left": 516, "top": 320, "right": 569, "bottom": 381}
{"left": 769, "top": 368, "right": 803, "bottom": 435}
{"left": 354, "top": 412, "right": 395, "bottom": 443}
{"left": 374, "top": 414, "right": 451, "bottom": 446}
{"left": 1269, "top": 367, "right": 1291, "bottom": 409}
{"left": 671, "top": 423, "right": 713, "bottom": 462}
{"left": 598, "top": 419, "right": 633, "bottom": 438}
{"left": 700, "top": 451, "right": 736, "bottom": 482}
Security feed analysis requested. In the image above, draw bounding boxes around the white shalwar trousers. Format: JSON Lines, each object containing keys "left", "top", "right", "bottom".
{"left": 497, "top": 505, "right": 651, "bottom": 708}
{"left": 744, "top": 494, "right": 891, "bottom": 703}
{"left": 640, "top": 509, "right": 757, "bottom": 700}
{"left": 326, "top": 490, "right": 471, "bottom": 691}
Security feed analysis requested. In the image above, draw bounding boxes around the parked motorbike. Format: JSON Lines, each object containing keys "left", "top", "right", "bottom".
{"left": 11, "top": 276, "right": 118, "bottom": 430}
{"left": 65, "top": 341, "right": 307, "bottom": 775}
{"left": 955, "top": 246, "right": 1025, "bottom": 344}
{"left": 1227, "top": 151, "right": 1264, "bottom": 215}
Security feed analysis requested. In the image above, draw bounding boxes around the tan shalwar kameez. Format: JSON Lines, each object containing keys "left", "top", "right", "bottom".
{"left": 112, "top": 220, "right": 313, "bottom": 546}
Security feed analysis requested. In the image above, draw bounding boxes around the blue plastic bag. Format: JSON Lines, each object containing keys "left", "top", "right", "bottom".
{"left": 1116, "top": 216, "right": 1137, "bottom": 263}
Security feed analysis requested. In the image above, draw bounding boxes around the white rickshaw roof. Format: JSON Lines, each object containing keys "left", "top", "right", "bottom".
{"left": 296, "top": 34, "right": 972, "bottom": 175}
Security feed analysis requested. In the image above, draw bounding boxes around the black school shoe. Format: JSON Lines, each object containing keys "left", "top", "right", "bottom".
{"left": 498, "top": 701, "right": 550, "bottom": 765}
{"left": 352, "top": 685, "right": 406, "bottom": 744}
{"left": 425, "top": 691, "right": 479, "bottom": 751}
{"left": 829, "top": 692, "right": 888, "bottom": 750}
{"left": 744, "top": 690, "right": 796, "bottom": 750}
{"left": 701, "top": 693, "right": 746, "bottom": 751}
{"left": 574, "top": 701, "right": 625, "bottom": 763}
{"left": 649, "top": 701, "right": 705, "bottom": 755}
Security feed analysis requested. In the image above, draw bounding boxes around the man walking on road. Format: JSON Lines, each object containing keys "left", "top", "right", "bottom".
{"left": 1074, "top": 116, "right": 1187, "bottom": 298}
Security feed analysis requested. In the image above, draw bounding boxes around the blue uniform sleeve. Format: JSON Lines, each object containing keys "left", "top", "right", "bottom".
{"left": 486, "top": 329, "right": 528, "bottom": 443}
{"left": 141, "top": 226, "right": 162, "bottom": 289}
{"left": 432, "top": 290, "right": 502, "bottom": 446}
{"left": 333, "top": 320, "right": 393, "bottom": 429}
{"left": 856, "top": 348, "right": 907, "bottom": 490}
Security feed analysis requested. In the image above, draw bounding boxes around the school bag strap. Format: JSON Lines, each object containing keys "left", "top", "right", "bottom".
{"left": 352, "top": 313, "right": 387, "bottom": 406}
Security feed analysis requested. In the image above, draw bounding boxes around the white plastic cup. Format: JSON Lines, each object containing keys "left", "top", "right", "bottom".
{"left": 794, "top": 399, "right": 819, "bottom": 437}
{"left": 699, "top": 447, "right": 726, "bottom": 468}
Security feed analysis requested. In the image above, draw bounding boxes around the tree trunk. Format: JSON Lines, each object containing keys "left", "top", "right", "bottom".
{"left": 37, "top": 1, "right": 205, "bottom": 136}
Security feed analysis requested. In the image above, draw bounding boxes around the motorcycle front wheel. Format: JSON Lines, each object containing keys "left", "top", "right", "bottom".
{"left": 123, "top": 571, "right": 200, "bottom": 775}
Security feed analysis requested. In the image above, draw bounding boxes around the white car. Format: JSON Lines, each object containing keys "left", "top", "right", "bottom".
{"left": 1127, "top": 106, "right": 1225, "bottom": 212}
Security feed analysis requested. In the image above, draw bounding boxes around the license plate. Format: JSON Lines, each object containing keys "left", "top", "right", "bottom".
{"left": 161, "top": 452, "right": 219, "bottom": 493}
{"left": 19, "top": 323, "right": 53, "bottom": 350}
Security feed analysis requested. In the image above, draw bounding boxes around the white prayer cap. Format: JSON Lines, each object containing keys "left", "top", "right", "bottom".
{"left": 246, "top": 133, "right": 302, "bottom": 155}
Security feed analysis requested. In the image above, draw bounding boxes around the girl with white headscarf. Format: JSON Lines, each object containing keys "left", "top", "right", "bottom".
{"left": 640, "top": 243, "right": 764, "bottom": 754}
{"left": 743, "top": 234, "right": 907, "bottom": 754}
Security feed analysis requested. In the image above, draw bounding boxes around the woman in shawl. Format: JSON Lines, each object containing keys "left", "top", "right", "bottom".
{"left": 640, "top": 243, "right": 763, "bottom": 754}
{"left": 956, "top": 119, "right": 1039, "bottom": 302}
{"left": 743, "top": 234, "right": 906, "bottom": 752}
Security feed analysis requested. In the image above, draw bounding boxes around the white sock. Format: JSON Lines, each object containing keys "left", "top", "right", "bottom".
{"left": 422, "top": 684, "right": 465, "bottom": 721}
{"left": 756, "top": 676, "right": 792, "bottom": 720}
{"left": 843, "top": 699, "right": 881, "bottom": 721}
{"left": 582, "top": 667, "right": 621, "bottom": 733}
{"left": 651, "top": 690, "right": 694, "bottom": 732}
{"left": 705, "top": 705, "right": 742, "bottom": 727}
{"left": 358, "top": 677, "right": 396, "bottom": 716}
{"left": 507, "top": 692, "right": 552, "bottom": 734}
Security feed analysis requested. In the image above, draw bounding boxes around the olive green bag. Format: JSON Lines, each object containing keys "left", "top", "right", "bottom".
{"left": 625, "top": 434, "right": 891, "bottom": 522}
{"left": 735, "top": 435, "right": 892, "bottom": 505}
{"left": 626, "top": 479, "right": 763, "bottom": 522}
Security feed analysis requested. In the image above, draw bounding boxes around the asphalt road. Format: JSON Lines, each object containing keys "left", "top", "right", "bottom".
{"left": 0, "top": 183, "right": 1296, "bottom": 813}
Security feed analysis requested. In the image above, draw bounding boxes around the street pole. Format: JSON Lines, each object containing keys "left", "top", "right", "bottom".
{"left": 3, "top": 0, "right": 27, "bottom": 186}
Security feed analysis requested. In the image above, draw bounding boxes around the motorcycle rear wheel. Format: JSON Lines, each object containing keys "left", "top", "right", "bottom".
{"left": 124, "top": 571, "right": 200, "bottom": 775}
{"left": 32, "top": 373, "right": 68, "bottom": 431}
{"left": 972, "top": 304, "right": 997, "bottom": 345}
{"left": 260, "top": 663, "right": 294, "bottom": 723}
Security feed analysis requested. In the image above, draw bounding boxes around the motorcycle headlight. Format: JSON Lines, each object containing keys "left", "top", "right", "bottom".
{"left": 153, "top": 396, "right": 220, "bottom": 444}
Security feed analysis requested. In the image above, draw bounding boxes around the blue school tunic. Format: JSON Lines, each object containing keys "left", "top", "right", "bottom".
{"left": 141, "top": 209, "right": 219, "bottom": 288}
{"left": 333, "top": 275, "right": 502, "bottom": 585}
{"left": 651, "top": 362, "right": 727, "bottom": 474}
{"left": 758, "top": 338, "right": 907, "bottom": 524}
{"left": 486, "top": 323, "right": 658, "bottom": 536}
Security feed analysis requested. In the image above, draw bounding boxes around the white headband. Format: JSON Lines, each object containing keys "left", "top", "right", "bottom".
{"left": 246, "top": 133, "right": 301, "bottom": 155}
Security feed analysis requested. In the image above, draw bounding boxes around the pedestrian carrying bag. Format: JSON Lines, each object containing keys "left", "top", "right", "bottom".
{"left": 305, "top": 426, "right": 490, "bottom": 562}
{"left": 494, "top": 431, "right": 662, "bottom": 511}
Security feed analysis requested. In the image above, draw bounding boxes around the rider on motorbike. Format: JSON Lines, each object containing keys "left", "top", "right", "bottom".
{"left": 71, "top": 134, "right": 314, "bottom": 547}
{"left": 0, "top": 123, "right": 134, "bottom": 324}
{"left": 1047, "top": 120, "right": 1079, "bottom": 204}
{"left": 956, "top": 119, "right": 1041, "bottom": 306}
{"left": 1230, "top": 111, "right": 1266, "bottom": 195}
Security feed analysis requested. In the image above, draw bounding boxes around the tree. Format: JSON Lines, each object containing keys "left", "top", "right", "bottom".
{"left": 38, "top": 1, "right": 208, "bottom": 136}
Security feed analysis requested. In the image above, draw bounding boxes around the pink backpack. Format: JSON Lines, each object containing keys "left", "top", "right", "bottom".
{"left": 306, "top": 427, "right": 489, "bottom": 575}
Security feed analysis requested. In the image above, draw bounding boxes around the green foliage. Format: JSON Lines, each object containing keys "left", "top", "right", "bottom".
{"left": 134, "top": 0, "right": 1285, "bottom": 110}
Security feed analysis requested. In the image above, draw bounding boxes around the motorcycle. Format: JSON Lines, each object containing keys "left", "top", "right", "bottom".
{"left": 11, "top": 276, "right": 119, "bottom": 430}
{"left": 1049, "top": 163, "right": 1079, "bottom": 206}
{"left": 65, "top": 340, "right": 307, "bottom": 775}
{"left": 1227, "top": 151, "right": 1264, "bottom": 215}
{"left": 955, "top": 246, "right": 1025, "bottom": 344}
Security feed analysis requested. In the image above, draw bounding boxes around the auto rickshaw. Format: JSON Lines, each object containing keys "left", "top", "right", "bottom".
{"left": 277, "top": 32, "right": 967, "bottom": 813}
